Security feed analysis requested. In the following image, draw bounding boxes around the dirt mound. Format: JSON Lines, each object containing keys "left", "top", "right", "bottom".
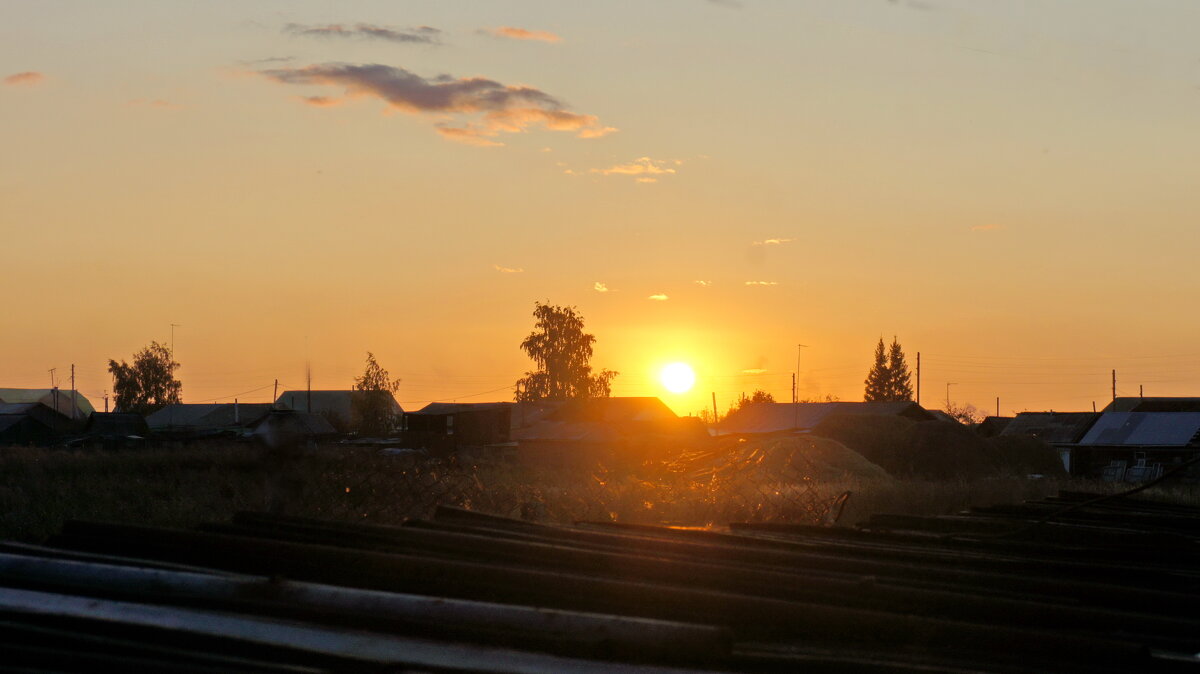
{"left": 683, "top": 434, "right": 892, "bottom": 483}
{"left": 812, "top": 413, "right": 1067, "bottom": 480}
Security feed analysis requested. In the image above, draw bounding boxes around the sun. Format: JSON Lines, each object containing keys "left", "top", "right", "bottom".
{"left": 659, "top": 362, "right": 696, "bottom": 394}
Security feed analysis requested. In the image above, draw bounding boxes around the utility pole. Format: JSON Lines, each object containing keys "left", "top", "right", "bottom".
{"left": 170, "top": 324, "right": 181, "bottom": 356}
{"left": 711, "top": 392, "right": 718, "bottom": 426}
{"left": 104, "top": 391, "right": 109, "bottom": 413}
{"left": 996, "top": 396, "right": 999, "bottom": 418}
{"left": 946, "top": 382, "right": 957, "bottom": 410}
{"left": 791, "top": 373, "right": 796, "bottom": 404}
{"left": 48, "top": 368, "right": 56, "bottom": 388}
{"left": 70, "top": 364, "right": 76, "bottom": 421}
{"left": 306, "top": 362, "right": 312, "bottom": 414}
{"left": 915, "top": 352, "right": 921, "bottom": 406}
{"left": 1139, "top": 384, "right": 1143, "bottom": 398}
{"left": 273, "top": 379, "right": 279, "bottom": 406}
{"left": 1112, "top": 369, "right": 1116, "bottom": 402}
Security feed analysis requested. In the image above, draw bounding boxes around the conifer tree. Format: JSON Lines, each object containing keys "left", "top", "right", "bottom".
{"left": 863, "top": 338, "right": 890, "bottom": 402}
{"left": 886, "top": 336, "right": 914, "bottom": 401}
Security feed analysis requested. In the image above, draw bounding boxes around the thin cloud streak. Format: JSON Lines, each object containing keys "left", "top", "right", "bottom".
{"left": 259, "top": 63, "right": 615, "bottom": 144}
{"left": 494, "top": 264, "right": 524, "bottom": 273}
{"left": 694, "top": 280, "right": 712, "bottom": 286}
{"left": 752, "top": 237, "right": 794, "bottom": 246}
{"left": 4, "top": 71, "right": 44, "bottom": 86}
{"left": 744, "top": 281, "right": 778, "bottom": 286}
{"left": 648, "top": 294, "right": 669, "bottom": 301}
{"left": 284, "top": 23, "right": 442, "bottom": 45}
{"left": 593, "top": 282, "right": 609, "bottom": 292}
{"left": 484, "top": 27, "right": 562, "bottom": 43}
{"left": 592, "top": 157, "right": 680, "bottom": 179}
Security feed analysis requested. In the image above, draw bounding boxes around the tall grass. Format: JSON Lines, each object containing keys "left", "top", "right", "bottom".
{"left": 0, "top": 443, "right": 1194, "bottom": 542}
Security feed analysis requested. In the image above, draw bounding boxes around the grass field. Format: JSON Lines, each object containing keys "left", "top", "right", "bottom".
{"left": 0, "top": 441, "right": 1188, "bottom": 542}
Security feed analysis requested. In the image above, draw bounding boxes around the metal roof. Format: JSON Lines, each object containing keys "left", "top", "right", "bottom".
{"left": 275, "top": 390, "right": 403, "bottom": 420}
{"left": 410, "top": 402, "right": 514, "bottom": 416}
{"left": 1104, "top": 397, "right": 1200, "bottom": 413}
{"left": 1078, "top": 412, "right": 1200, "bottom": 446}
{"left": 0, "top": 388, "right": 94, "bottom": 418}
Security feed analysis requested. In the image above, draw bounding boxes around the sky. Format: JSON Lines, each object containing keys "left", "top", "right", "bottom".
{"left": 3, "top": 0, "right": 1200, "bottom": 417}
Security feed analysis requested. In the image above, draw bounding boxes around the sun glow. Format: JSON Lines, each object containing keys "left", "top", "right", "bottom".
{"left": 659, "top": 362, "right": 696, "bottom": 394}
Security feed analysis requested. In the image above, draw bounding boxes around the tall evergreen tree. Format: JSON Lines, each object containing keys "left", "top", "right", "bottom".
{"left": 886, "top": 336, "right": 914, "bottom": 402}
{"left": 863, "top": 338, "right": 890, "bottom": 402}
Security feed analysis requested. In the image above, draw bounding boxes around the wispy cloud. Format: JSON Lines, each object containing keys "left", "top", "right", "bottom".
{"left": 970, "top": 224, "right": 1004, "bottom": 232}
{"left": 483, "top": 27, "right": 562, "bottom": 43}
{"left": 744, "top": 281, "right": 778, "bottom": 286}
{"left": 259, "top": 63, "right": 615, "bottom": 145}
{"left": 694, "top": 280, "right": 712, "bottom": 287}
{"left": 752, "top": 237, "right": 794, "bottom": 246}
{"left": 494, "top": 264, "right": 524, "bottom": 273}
{"left": 593, "top": 282, "right": 609, "bottom": 293}
{"left": 284, "top": 23, "right": 442, "bottom": 45}
{"left": 126, "top": 98, "right": 184, "bottom": 111}
{"left": 238, "top": 56, "right": 295, "bottom": 67}
{"left": 4, "top": 71, "right": 44, "bottom": 86}
{"left": 742, "top": 368, "right": 767, "bottom": 374}
{"left": 592, "top": 157, "right": 680, "bottom": 180}
{"left": 298, "top": 95, "right": 342, "bottom": 107}
{"left": 648, "top": 294, "right": 669, "bottom": 301}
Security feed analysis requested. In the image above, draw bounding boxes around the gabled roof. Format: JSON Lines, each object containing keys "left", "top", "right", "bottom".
{"left": 543, "top": 397, "right": 678, "bottom": 424}
{"left": 409, "top": 402, "right": 513, "bottom": 416}
{"left": 275, "top": 390, "right": 403, "bottom": 421}
{"left": 0, "top": 388, "right": 94, "bottom": 418}
{"left": 719, "top": 401, "right": 933, "bottom": 435}
{"left": 1104, "top": 397, "right": 1200, "bottom": 413}
{"left": 1078, "top": 412, "right": 1200, "bottom": 447}
{"left": 250, "top": 409, "right": 338, "bottom": 436}
{"left": 0, "top": 402, "right": 74, "bottom": 432}
{"left": 1000, "top": 412, "right": 1100, "bottom": 445}
{"left": 146, "top": 403, "right": 273, "bottom": 430}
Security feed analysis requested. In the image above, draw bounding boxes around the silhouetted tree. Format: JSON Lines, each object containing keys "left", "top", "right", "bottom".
{"left": 515, "top": 302, "right": 617, "bottom": 401}
{"left": 885, "top": 337, "right": 914, "bottom": 401}
{"left": 353, "top": 352, "right": 401, "bottom": 436}
{"left": 864, "top": 336, "right": 913, "bottom": 402}
{"left": 108, "top": 341, "right": 181, "bottom": 416}
{"left": 863, "top": 339, "right": 891, "bottom": 402}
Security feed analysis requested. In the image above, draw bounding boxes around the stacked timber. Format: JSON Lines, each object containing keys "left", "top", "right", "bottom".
{"left": 0, "top": 492, "right": 1196, "bottom": 671}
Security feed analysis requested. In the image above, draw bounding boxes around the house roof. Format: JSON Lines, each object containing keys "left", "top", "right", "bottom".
{"left": 1078, "top": 412, "right": 1200, "bottom": 447}
{"left": 0, "top": 388, "right": 94, "bottom": 418}
{"left": 1000, "top": 412, "right": 1101, "bottom": 445}
{"left": 1103, "top": 397, "right": 1200, "bottom": 413}
{"left": 146, "top": 403, "right": 273, "bottom": 430}
{"left": 250, "top": 409, "right": 338, "bottom": 436}
{"left": 0, "top": 402, "right": 73, "bottom": 432}
{"left": 409, "top": 402, "right": 514, "bottom": 416}
{"left": 275, "top": 390, "right": 403, "bottom": 421}
{"left": 543, "top": 397, "right": 678, "bottom": 424}
{"left": 719, "top": 401, "right": 933, "bottom": 435}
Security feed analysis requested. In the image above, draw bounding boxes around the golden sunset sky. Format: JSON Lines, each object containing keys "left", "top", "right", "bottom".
{"left": 3, "top": 1, "right": 1199, "bottom": 417}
